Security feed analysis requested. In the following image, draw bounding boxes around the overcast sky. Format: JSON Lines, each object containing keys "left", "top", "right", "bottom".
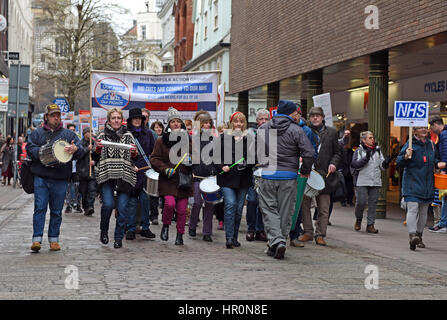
{"left": 103, "top": 0, "right": 149, "bottom": 34}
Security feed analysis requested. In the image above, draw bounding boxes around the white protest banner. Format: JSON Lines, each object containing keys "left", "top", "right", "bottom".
{"left": 216, "top": 83, "right": 225, "bottom": 125}
{"left": 393, "top": 101, "right": 429, "bottom": 127}
{"left": 90, "top": 70, "right": 220, "bottom": 126}
{"left": 0, "top": 78, "right": 8, "bottom": 112}
{"left": 312, "top": 93, "right": 333, "bottom": 127}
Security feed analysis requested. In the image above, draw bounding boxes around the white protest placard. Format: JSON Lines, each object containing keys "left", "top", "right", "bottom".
{"left": 312, "top": 93, "right": 333, "bottom": 127}
{"left": 394, "top": 101, "right": 429, "bottom": 127}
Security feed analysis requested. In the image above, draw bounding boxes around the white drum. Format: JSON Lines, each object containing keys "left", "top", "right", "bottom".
{"left": 199, "top": 176, "right": 223, "bottom": 204}
{"left": 39, "top": 139, "right": 73, "bottom": 167}
{"left": 304, "top": 170, "right": 325, "bottom": 197}
{"left": 145, "top": 169, "right": 159, "bottom": 197}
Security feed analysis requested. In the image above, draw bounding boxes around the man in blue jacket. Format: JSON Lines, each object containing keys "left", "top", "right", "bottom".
{"left": 26, "top": 104, "right": 85, "bottom": 252}
{"left": 429, "top": 115, "right": 447, "bottom": 233}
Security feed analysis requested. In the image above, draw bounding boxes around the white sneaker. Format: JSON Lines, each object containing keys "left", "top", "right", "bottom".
{"left": 428, "top": 226, "right": 447, "bottom": 233}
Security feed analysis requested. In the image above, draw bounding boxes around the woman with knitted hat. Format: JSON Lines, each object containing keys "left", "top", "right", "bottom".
{"left": 215, "top": 111, "right": 253, "bottom": 249}
{"left": 150, "top": 107, "right": 193, "bottom": 245}
{"left": 188, "top": 110, "right": 217, "bottom": 242}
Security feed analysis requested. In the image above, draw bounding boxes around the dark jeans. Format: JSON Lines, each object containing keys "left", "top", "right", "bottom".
{"left": 32, "top": 176, "right": 68, "bottom": 243}
{"left": 79, "top": 179, "right": 97, "bottom": 210}
{"left": 100, "top": 182, "right": 130, "bottom": 241}
{"left": 246, "top": 186, "right": 264, "bottom": 232}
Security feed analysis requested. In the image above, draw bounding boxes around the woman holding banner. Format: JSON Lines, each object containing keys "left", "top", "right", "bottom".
{"left": 150, "top": 107, "right": 193, "bottom": 245}
{"left": 215, "top": 112, "right": 253, "bottom": 249}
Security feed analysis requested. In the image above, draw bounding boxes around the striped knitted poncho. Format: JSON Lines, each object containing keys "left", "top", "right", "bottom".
{"left": 95, "top": 124, "right": 137, "bottom": 188}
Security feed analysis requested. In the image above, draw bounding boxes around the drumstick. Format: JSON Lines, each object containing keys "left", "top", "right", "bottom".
{"left": 137, "top": 166, "right": 151, "bottom": 172}
{"left": 173, "top": 153, "right": 188, "bottom": 171}
{"left": 326, "top": 172, "right": 331, "bottom": 178}
{"left": 193, "top": 174, "right": 208, "bottom": 179}
{"left": 219, "top": 157, "right": 245, "bottom": 175}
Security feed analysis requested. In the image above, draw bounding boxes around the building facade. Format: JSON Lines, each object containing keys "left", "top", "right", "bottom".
{"left": 2, "top": 0, "right": 34, "bottom": 135}
{"left": 230, "top": 0, "right": 447, "bottom": 209}
{"left": 123, "top": 1, "right": 162, "bottom": 74}
{"left": 157, "top": 0, "right": 175, "bottom": 73}
{"left": 173, "top": 0, "right": 194, "bottom": 72}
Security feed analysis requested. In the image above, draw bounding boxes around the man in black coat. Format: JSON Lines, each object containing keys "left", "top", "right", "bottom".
{"left": 298, "top": 107, "right": 342, "bottom": 246}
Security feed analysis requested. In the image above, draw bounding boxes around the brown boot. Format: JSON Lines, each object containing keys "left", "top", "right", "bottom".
{"left": 366, "top": 224, "right": 379, "bottom": 234}
{"left": 354, "top": 219, "right": 362, "bottom": 231}
{"left": 298, "top": 234, "right": 313, "bottom": 242}
{"left": 290, "top": 239, "right": 305, "bottom": 247}
{"left": 315, "top": 236, "right": 327, "bottom": 246}
{"left": 409, "top": 233, "right": 420, "bottom": 251}
{"left": 416, "top": 232, "right": 425, "bottom": 248}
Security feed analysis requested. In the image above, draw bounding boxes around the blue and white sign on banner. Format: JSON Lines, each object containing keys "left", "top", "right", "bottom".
{"left": 53, "top": 98, "right": 70, "bottom": 112}
{"left": 90, "top": 70, "right": 220, "bottom": 125}
{"left": 394, "top": 101, "right": 429, "bottom": 127}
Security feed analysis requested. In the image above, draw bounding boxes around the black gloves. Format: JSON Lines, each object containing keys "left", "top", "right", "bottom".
{"left": 382, "top": 156, "right": 392, "bottom": 169}
{"left": 365, "top": 148, "right": 372, "bottom": 160}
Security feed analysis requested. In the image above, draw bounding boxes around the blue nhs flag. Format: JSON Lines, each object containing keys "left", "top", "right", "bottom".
{"left": 394, "top": 101, "right": 429, "bottom": 127}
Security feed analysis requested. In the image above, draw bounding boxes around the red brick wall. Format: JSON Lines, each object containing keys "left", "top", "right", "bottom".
{"left": 230, "top": 0, "right": 447, "bottom": 94}
{"left": 174, "top": 0, "right": 194, "bottom": 72}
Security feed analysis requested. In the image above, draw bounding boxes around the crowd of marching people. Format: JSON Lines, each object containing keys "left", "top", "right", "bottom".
{"left": 20, "top": 100, "right": 447, "bottom": 258}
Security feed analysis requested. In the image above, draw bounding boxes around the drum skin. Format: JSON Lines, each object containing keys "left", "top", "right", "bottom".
{"left": 199, "top": 176, "right": 223, "bottom": 204}
{"left": 39, "top": 139, "right": 72, "bottom": 167}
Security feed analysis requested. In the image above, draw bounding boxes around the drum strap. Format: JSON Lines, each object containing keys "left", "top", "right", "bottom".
{"left": 134, "top": 139, "right": 151, "bottom": 168}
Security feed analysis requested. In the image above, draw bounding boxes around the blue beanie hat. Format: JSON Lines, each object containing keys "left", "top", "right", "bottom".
{"left": 277, "top": 100, "right": 298, "bottom": 116}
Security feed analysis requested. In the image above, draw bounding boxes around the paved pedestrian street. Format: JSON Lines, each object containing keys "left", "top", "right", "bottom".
{"left": 1, "top": 186, "right": 447, "bottom": 300}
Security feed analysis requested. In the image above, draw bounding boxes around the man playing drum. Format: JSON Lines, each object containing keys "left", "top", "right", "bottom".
{"left": 257, "top": 100, "right": 315, "bottom": 259}
{"left": 26, "top": 104, "right": 85, "bottom": 252}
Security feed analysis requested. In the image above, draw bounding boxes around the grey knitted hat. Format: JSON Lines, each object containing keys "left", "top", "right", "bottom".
{"left": 167, "top": 107, "right": 182, "bottom": 124}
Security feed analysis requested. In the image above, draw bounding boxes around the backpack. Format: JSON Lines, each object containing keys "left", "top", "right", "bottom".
{"left": 20, "top": 157, "right": 34, "bottom": 194}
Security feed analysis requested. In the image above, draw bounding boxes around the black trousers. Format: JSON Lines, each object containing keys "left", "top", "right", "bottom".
{"left": 79, "top": 179, "right": 97, "bottom": 210}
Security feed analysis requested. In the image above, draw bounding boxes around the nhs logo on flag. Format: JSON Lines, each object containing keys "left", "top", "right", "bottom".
{"left": 394, "top": 101, "right": 429, "bottom": 127}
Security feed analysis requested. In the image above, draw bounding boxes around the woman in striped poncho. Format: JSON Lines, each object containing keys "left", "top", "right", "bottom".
{"left": 93, "top": 108, "right": 138, "bottom": 249}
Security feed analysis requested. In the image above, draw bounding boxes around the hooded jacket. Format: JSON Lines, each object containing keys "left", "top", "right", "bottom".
{"left": 397, "top": 137, "right": 439, "bottom": 202}
{"left": 258, "top": 114, "right": 314, "bottom": 179}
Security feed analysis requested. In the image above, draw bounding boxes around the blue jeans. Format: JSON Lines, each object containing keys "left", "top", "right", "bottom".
{"left": 32, "top": 176, "right": 68, "bottom": 243}
{"left": 439, "top": 198, "right": 447, "bottom": 228}
{"left": 100, "top": 182, "right": 130, "bottom": 241}
{"left": 246, "top": 186, "right": 264, "bottom": 232}
{"left": 127, "top": 189, "right": 151, "bottom": 232}
{"left": 222, "top": 187, "right": 248, "bottom": 241}
{"left": 290, "top": 208, "right": 303, "bottom": 240}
